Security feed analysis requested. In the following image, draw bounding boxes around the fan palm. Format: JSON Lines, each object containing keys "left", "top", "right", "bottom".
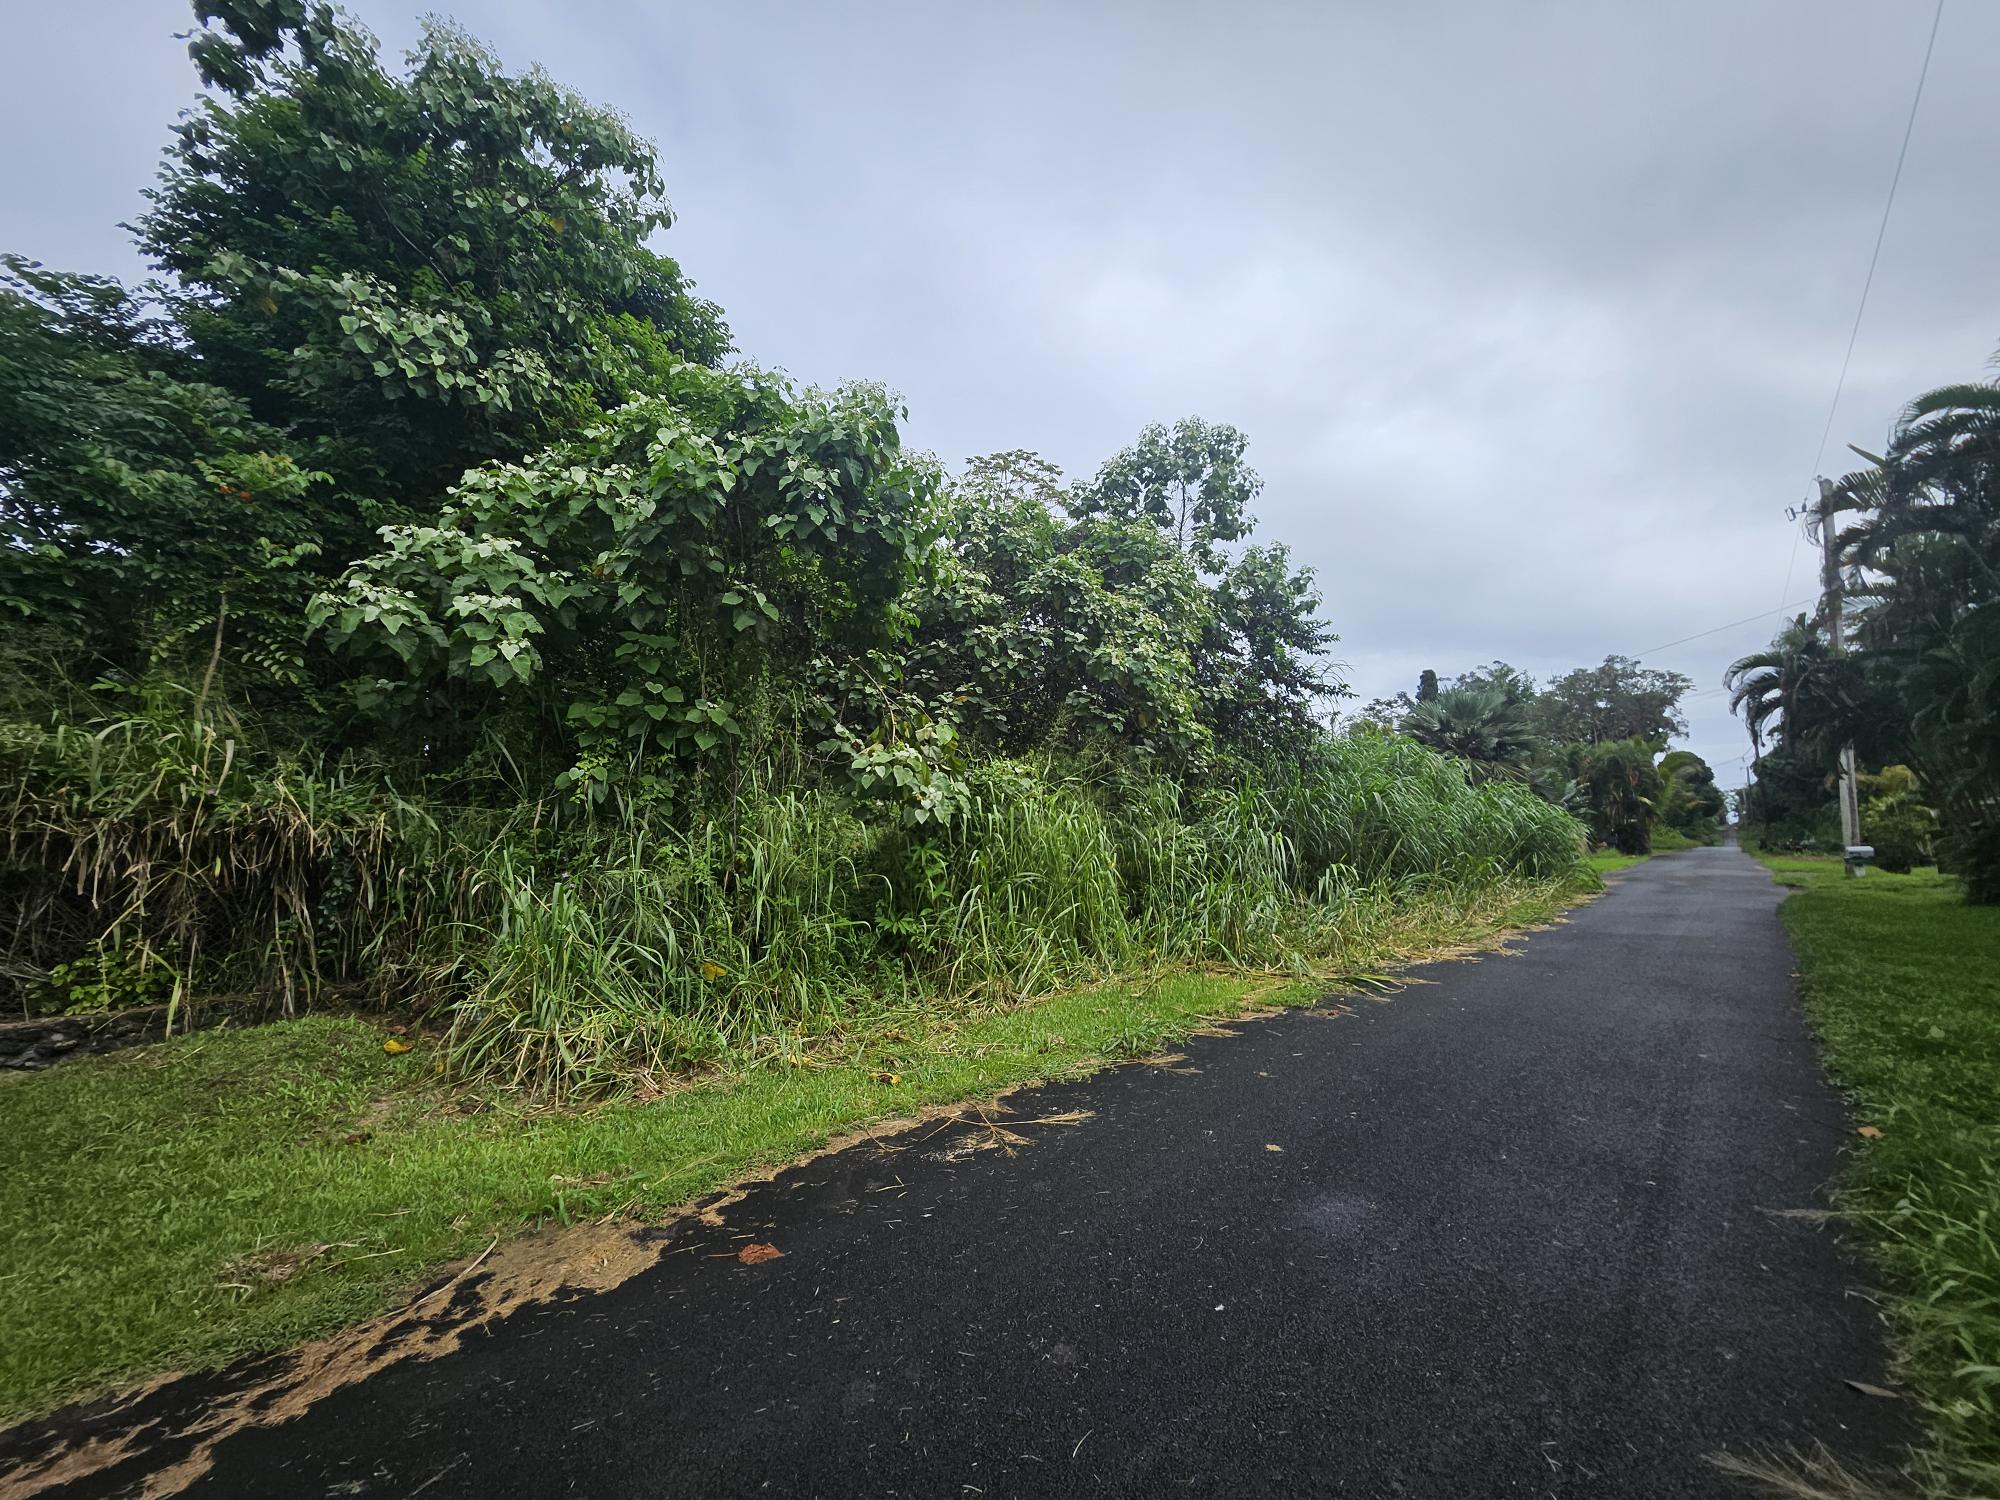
{"left": 1400, "top": 687, "right": 1540, "bottom": 784}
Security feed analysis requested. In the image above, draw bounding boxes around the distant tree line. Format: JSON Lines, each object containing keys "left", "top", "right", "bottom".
{"left": 1360, "top": 656, "right": 1724, "bottom": 855}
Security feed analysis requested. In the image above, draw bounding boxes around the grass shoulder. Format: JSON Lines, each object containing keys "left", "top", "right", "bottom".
{"left": 0, "top": 871, "right": 1596, "bottom": 1425}
{"left": 1584, "top": 825, "right": 1718, "bottom": 878}
{"left": 1752, "top": 850, "right": 2000, "bottom": 1496}
{"left": 1586, "top": 850, "right": 1646, "bottom": 876}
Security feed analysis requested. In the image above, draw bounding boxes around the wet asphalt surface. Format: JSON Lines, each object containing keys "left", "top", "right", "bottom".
{"left": 10, "top": 845, "right": 1908, "bottom": 1498}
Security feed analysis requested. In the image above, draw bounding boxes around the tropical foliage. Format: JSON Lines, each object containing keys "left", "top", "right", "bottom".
{"left": 149, "top": 0, "right": 729, "bottom": 507}
{"left": 1733, "top": 365, "right": 2000, "bottom": 899}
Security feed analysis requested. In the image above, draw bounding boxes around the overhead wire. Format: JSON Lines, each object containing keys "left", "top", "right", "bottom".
{"left": 1778, "top": 0, "right": 1945, "bottom": 608}
{"left": 1629, "top": 599, "right": 1818, "bottom": 662}
{"left": 1656, "top": 1, "right": 1947, "bottom": 762}
{"left": 1393, "top": 10, "right": 1947, "bottom": 766}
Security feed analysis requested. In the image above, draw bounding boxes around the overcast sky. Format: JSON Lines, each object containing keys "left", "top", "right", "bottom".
{"left": 8, "top": 1, "right": 1996, "bottom": 776}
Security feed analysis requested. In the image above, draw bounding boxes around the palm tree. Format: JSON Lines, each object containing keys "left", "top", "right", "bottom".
{"left": 1658, "top": 749, "right": 1725, "bottom": 836}
{"left": 1725, "top": 615, "right": 1824, "bottom": 757}
{"left": 1838, "top": 383, "right": 2000, "bottom": 866}
{"left": 1734, "top": 368, "right": 2000, "bottom": 890}
{"left": 1571, "top": 737, "right": 1663, "bottom": 854}
{"left": 1401, "top": 687, "right": 1539, "bottom": 784}
{"left": 1869, "top": 384, "right": 2000, "bottom": 566}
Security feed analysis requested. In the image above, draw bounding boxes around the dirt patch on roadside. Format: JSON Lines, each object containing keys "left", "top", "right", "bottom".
{"left": 0, "top": 1090, "right": 1086, "bottom": 1500}
{"left": 0, "top": 1220, "right": 660, "bottom": 1500}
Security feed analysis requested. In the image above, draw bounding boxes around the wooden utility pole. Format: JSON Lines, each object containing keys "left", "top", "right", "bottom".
{"left": 1815, "top": 477, "right": 1864, "bottom": 870}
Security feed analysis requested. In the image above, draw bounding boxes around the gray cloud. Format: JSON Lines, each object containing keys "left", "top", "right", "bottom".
{"left": 10, "top": 0, "right": 1997, "bottom": 778}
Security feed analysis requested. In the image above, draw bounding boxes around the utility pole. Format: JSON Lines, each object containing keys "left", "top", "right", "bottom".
{"left": 1814, "top": 477, "right": 1865, "bottom": 872}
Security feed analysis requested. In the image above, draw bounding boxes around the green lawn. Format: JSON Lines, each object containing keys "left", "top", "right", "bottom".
{"left": 0, "top": 873, "right": 1593, "bottom": 1424}
{"left": 1758, "top": 853, "right": 2000, "bottom": 1496}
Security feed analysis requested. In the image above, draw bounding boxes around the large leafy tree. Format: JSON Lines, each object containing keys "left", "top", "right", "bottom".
{"left": 141, "top": 0, "right": 730, "bottom": 515}
{"left": 904, "top": 452, "right": 1213, "bottom": 766}
{"left": 2, "top": 0, "right": 739, "bottom": 701}
{"left": 0, "top": 258, "right": 325, "bottom": 683}
{"left": 1531, "top": 655, "right": 1692, "bottom": 746}
{"left": 1449, "top": 660, "right": 1536, "bottom": 705}
{"left": 902, "top": 440, "right": 1339, "bottom": 770}
{"left": 1072, "top": 417, "right": 1260, "bottom": 575}
{"left": 1200, "top": 543, "right": 1342, "bottom": 758}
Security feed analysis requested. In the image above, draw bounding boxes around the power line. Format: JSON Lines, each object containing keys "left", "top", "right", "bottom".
{"left": 1809, "top": 0, "right": 1944, "bottom": 482}
{"left": 1630, "top": 598, "right": 1817, "bottom": 660}
{"left": 1778, "top": 510, "right": 1808, "bottom": 611}
{"left": 1780, "top": 0, "right": 1945, "bottom": 604}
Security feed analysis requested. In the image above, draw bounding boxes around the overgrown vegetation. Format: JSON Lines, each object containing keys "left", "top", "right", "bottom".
{"left": 0, "top": 0, "right": 1588, "bottom": 1107}
{"left": 1759, "top": 853, "right": 2000, "bottom": 1497}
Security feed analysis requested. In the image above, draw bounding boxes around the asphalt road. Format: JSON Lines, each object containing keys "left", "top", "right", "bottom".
{"left": 16, "top": 845, "right": 1908, "bottom": 1497}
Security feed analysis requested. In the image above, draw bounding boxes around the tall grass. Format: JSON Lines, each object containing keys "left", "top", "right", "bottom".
{"left": 1, "top": 705, "right": 1585, "bottom": 1097}
{"left": 442, "top": 799, "right": 886, "bottom": 1100}
{"left": 0, "top": 706, "right": 436, "bottom": 1014}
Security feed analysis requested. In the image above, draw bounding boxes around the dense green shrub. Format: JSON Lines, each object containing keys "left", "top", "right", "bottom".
{"left": 1861, "top": 769, "right": 1937, "bottom": 874}
{"left": 1940, "top": 815, "right": 2000, "bottom": 904}
{"left": 1569, "top": 738, "right": 1663, "bottom": 855}
{"left": 0, "top": 686, "right": 1584, "bottom": 1094}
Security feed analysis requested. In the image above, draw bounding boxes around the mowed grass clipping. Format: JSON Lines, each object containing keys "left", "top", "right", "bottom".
{"left": 1761, "top": 854, "right": 2000, "bottom": 1497}
{"left": 0, "top": 873, "right": 1590, "bottom": 1423}
{"left": 1585, "top": 849, "right": 1650, "bottom": 876}
{"left": 1586, "top": 835, "right": 1709, "bottom": 879}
